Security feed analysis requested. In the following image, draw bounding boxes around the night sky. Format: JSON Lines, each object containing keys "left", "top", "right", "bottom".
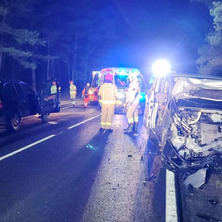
{"left": 102, "top": 0, "right": 212, "bottom": 74}
{"left": 63, "top": 0, "right": 207, "bottom": 78}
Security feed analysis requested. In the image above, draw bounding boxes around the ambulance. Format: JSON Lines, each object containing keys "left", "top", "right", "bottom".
{"left": 99, "top": 67, "right": 146, "bottom": 113}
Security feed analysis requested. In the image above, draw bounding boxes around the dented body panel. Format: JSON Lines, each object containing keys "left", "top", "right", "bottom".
{"left": 144, "top": 73, "right": 222, "bottom": 174}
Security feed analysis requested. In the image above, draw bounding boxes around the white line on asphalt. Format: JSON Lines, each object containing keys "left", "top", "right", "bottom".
{"left": 0, "top": 135, "right": 55, "bottom": 161}
{"left": 0, "top": 114, "right": 101, "bottom": 162}
{"left": 166, "top": 169, "right": 178, "bottom": 222}
{"left": 68, "top": 114, "right": 101, "bottom": 129}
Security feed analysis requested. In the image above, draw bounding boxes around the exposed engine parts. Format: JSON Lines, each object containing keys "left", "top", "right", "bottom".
{"left": 144, "top": 74, "right": 222, "bottom": 178}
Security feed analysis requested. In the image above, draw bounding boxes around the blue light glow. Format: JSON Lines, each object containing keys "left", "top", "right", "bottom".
{"left": 139, "top": 92, "right": 146, "bottom": 101}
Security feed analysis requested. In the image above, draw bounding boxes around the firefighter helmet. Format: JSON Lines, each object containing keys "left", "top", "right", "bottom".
{"left": 105, "top": 73, "right": 113, "bottom": 81}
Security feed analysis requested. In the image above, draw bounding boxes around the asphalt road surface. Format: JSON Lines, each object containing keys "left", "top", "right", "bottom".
{"left": 2, "top": 100, "right": 221, "bottom": 222}
{"left": 0, "top": 101, "right": 166, "bottom": 222}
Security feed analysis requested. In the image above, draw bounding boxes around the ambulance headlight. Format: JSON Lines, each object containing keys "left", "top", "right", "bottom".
{"left": 117, "top": 92, "right": 125, "bottom": 99}
{"left": 152, "top": 59, "right": 171, "bottom": 77}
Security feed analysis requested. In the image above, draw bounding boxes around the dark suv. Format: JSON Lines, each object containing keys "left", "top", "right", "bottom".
{"left": 0, "top": 79, "right": 60, "bottom": 132}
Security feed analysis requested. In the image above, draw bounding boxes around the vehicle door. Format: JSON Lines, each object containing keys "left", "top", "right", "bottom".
{"left": 39, "top": 80, "right": 61, "bottom": 114}
{"left": 137, "top": 75, "right": 147, "bottom": 113}
{"left": 90, "top": 73, "right": 100, "bottom": 102}
{"left": 145, "top": 77, "right": 168, "bottom": 128}
{"left": 18, "top": 82, "right": 40, "bottom": 115}
{"left": 2, "top": 82, "right": 21, "bottom": 114}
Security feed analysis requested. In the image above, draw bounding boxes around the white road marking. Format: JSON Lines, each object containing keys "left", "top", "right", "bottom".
{"left": 166, "top": 169, "right": 178, "bottom": 222}
{"left": 0, "top": 135, "right": 55, "bottom": 161}
{"left": 0, "top": 114, "right": 101, "bottom": 162}
{"left": 61, "top": 101, "right": 84, "bottom": 110}
{"left": 68, "top": 114, "right": 100, "bottom": 129}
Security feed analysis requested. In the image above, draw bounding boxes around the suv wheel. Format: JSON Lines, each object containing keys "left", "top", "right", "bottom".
{"left": 6, "top": 112, "right": 21, "bottom": 132}
{"left": 55, "top": 103, "right": 61, "bottom": 112}
{"left": 41, "top": 114, "right": 48, "bottom": 123}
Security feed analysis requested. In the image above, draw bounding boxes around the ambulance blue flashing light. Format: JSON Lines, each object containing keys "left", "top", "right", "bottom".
{"left": 118, "top": 68, "right": 139, "bottom": 75}
{"left": 139, "top": 92, "right": 146, "bottom": 101}
{"left": 119, "top": 69, "right": 126, "bottom": 75}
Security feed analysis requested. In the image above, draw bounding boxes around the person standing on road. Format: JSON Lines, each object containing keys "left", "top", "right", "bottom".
{"left": 69, "top": 80, "right": 77, "bottom": 107}
{"left": 82, "top": 83, "right": 90, "bottom": 108}
{"left": 98, "top": 72, "right": 118, "bottom": 133}
{"left": 124, "top": 74, "right": 140, "bottom": 135}
{"left": 51, "top": 81, "right": 57, "bottom": 94}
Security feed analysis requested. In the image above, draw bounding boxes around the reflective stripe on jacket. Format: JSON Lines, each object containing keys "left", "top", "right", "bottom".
{"left": 70, "top": 85, "right": 77, "bottom": 95}
{"left": 98, "top": 83, "right": 118, "bottom": 105}
{"left": 99, "top": 100, "right": 116, "bottom": 105}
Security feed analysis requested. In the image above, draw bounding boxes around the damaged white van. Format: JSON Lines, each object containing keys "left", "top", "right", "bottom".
{"left": 144, "top": 73, "right": 222, "bottom": 174}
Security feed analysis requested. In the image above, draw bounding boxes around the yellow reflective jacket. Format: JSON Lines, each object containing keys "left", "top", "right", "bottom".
{"left": 70, "top": 84, "right": 77, "bottom": 95}
{"left": 99, "top": 83, "right": 118, "bottom": 105}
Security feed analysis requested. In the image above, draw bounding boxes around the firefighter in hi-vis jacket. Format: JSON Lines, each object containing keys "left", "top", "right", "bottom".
{"left": 124, "top": 73, "right": 141, "bottom": 135}
{"left": 69, "top": 80, "right": 77, "bottom": 107}
{"left": 98, "top": 72, "right": 118, "bottom": 133}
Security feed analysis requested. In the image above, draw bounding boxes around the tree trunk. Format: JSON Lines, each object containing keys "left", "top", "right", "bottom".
{"left": 0, "top": 3, "right": 6, "bottom": 77}
{"left": 12, "top": 58, "right": 15, "bottom": 79}
{"left": 46, "top": 40, "right": 51, "bottom": 80}
{"left": 52, "top": 59, "right": 55, "bottom": 79}
{"left": 47, "top": 56, "right": 50, "bottom": 80}
{"left": 72, "top": 35, "right": 78, "bottom": 82}
{"left": 66, "top": 61, "right": 71, "bottom": 81}
{"left": 0, "top": 47, "right": 3, "bottom": 78}
{"left": 32, "top": 68, "right": 36, "bottom": 91}
{"left": 84, "top": 43, "right": 90, "bottom": 85}
{"left": 0, "top": 53, "right": 5, "bottom": 78}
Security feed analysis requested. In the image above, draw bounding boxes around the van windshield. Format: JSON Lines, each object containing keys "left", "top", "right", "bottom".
{"left": 114, "top": 75, "right": 146, "bottom": 91}
{"left": 114, "top": 75, "right": 129, "bottom": 88}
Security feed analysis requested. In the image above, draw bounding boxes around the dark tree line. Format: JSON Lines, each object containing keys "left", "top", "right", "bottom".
{"left": 0, "top": 0, "right": 122, "bottom": 91}
{"left": 192, "top": 0, "right": 222, "bottom": 76}
{"left": 1, "top": 0, "right": 221, "bottom": 93}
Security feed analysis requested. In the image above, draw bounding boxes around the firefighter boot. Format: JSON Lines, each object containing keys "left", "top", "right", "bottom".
{"left": 124, "top": 124, "right": 133, "bottom": 133}
{"left": 133, "top": 123, "right": 139, "bottom": 136}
